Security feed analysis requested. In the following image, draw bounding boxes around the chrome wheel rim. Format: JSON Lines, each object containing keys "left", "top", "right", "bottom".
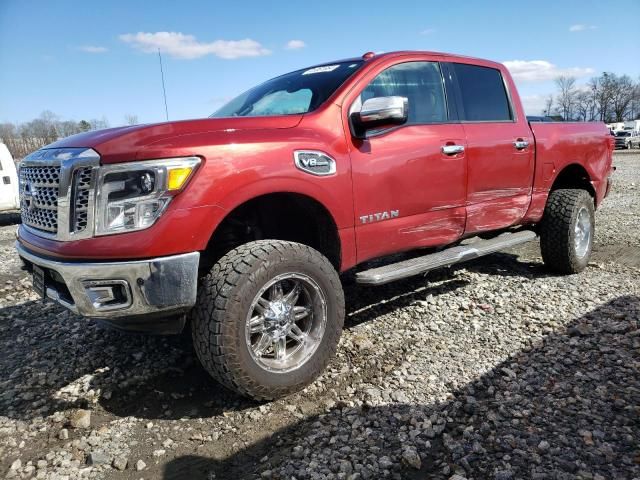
{"left": 574, "top": 206, "right": 592, "bottom": 258}
{"left": 245, "top": 272, "right": 327, "bottom": 373}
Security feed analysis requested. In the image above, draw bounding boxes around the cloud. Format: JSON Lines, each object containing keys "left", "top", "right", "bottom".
{"left": 119, "top": 32, "right": 271, "bottom": 60}
{"left": 77, "top": 45, "right": 108, "bottom": 53}
{"left": 520, "top": 94, "right": 550, "bottom": 115}
{"left": 569, "top": 24, "right": 597, "bottom": 32}
{"left": 503, "top": 60, "right": 594, "bottom": 82}
{"left": 420, "top": 28, "right": 436, "bottom": 35}
{"left": 285, "top": 40, "right": 306, "bottom": 50}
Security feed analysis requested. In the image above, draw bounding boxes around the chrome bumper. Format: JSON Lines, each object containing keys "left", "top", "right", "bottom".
{"left": 16, "top": 242, "right": 199, "bottom": 318}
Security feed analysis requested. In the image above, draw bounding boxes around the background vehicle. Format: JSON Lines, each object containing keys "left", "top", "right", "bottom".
{"left": 607, "top": 121, "right": 640, "bottom": 133}
{"left": 15, "top": 51, "right": 613, "bottom": 400}
{"left": 624, "top": 120, "right": 640, "bottom": 133}
{"left": 526, "top": 115, "right": 555, "bottom": 122}
{"left": 628, "top": 131, "right": 640, "bottom": 149}
{"left": 0, "top": 142, "right": 20, "bottom": 212}
{"left": 614, "top": 130, "right": 637, "bottom": 149}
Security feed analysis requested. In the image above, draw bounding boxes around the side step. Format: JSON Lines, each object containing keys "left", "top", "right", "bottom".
{"left": 356, "top": 230, "right": 538, "bottom": 286}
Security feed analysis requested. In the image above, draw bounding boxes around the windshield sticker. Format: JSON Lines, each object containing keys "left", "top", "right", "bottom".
{"left": 302, "top": 65, "right": 340, "bottom": 75}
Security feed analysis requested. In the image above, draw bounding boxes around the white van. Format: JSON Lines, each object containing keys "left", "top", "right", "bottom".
{"left": 623, "top": 120, "right": 640, "bottom": 133}
{"left": 0, "top": 142, "right": 20, "bottom": 212}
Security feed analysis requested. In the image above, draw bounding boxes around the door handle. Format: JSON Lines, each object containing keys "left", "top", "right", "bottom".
{"left": 442, "top": 145, "right": 465, "bottom": 155}
{"left": 514, "top": 139, "right": 529, "bottom": 150}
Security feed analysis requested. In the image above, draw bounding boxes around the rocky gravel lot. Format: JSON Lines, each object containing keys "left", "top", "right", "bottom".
{"left": 1, "top": 152, "right": 639, "bottom": 480}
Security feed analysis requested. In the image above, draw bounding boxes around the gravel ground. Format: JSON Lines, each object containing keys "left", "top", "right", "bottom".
{"left": 1, "top": 152, "right": 639, "bottom": 480}
{"left": 0, "top": 213, "right": 21, "bottom": 281}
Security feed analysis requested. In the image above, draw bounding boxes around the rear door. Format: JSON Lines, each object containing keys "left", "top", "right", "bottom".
{"left": 345, "top": 58, "right": 467, "bottom": 263}
{"left": 448, "top": 62, "right": 534, "bottom": 234}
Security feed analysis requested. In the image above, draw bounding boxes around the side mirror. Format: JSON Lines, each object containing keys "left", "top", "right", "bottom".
{"left": 351, "top": 96, "right": 408, "bottom": 138}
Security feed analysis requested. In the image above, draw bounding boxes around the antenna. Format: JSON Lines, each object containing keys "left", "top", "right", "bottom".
{"left": 158, "top": 48, "right": 169, "bottom": 121}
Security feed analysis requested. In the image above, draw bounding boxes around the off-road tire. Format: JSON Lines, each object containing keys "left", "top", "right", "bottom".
{"left": 191, "top": 240, "right": 344, "bottom": 400}
{"left": 539, "top": 188, "right": 595, "bottom": 274}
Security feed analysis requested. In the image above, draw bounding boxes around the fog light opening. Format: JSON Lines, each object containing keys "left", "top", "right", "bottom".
{"left": 83, "top": 280, "right": 132, "bottom": 311}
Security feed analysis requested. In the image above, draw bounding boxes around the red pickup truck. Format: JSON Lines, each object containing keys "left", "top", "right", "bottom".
{"left": 16, "top": 51, "right": 613, "bottom": 400}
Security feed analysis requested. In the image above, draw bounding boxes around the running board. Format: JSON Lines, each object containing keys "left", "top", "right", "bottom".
{"left": 356, "top": 230, "right": 538, "bottom": 286}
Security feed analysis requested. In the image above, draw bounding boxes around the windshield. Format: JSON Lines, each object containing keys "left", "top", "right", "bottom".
{"left": 615, "top": 131, "right": 631, "bottom": 137}
{"left": 211, "top": 61, "right": 364, "bottom": 117}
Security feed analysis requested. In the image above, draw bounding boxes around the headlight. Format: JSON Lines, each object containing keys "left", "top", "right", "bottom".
{"left": 95, "top": 157, "right": 200, "bottom": 236}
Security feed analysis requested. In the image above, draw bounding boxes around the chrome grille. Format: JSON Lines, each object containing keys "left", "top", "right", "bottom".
{"left": 19, "top": 147, "right": 100, "bottom": 240}
{"left": 20, "top": 166, "right": 61, "bottom": 233}
{"left": 73, "top": 167, "right": 93, "bottom": 233}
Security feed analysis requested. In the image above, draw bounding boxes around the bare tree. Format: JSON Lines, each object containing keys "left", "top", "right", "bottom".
{"left": 585, "top": 82, "right": 600, "bottom": 121}
{"left": 630, "top": 80, "right": 640, "bottom": 120}
{"left": 59, "top": 120, "right": 81, "bottom": 138}
{"left": 0, "top": 112, "right": 114, "bottom": 159}
{"left": 20, "top": 111, "right": 60, "bottom": 144}
{"left": 574, "top": 91, "right": 591, "bottom": 121}
{"left": 89, "top": 116, "right": 110, "bottom": 130}
{"left": 554, "top": 77, "right": 577, "bottom": 120}
{"left": 0, "top": 122, "right": 17, "bottom": 141}
{"left": 543, "top": 95, "right": 554, "bottom": 117}
{"left": 585, "top": 72, "right": 640, "bottom": 122}
{"left": 610, "top": 75, "right": 635, "bottom": 122}
{"left": 589, "top": 73, "right": 615, "bottom": 122}
{"left": 0, "top": 122, "right": 21, "bottom": 158}
{"left": 124, "top": 114, "right": 139, "bottom": 126}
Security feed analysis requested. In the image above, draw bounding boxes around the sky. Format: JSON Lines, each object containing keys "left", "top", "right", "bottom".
{"left": 1, "top": 0, "right": 639, "bottom": 126}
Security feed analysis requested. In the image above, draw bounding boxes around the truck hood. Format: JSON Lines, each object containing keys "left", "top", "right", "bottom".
{"left": 45, "top": 115, "right": 303, "bottom": 162}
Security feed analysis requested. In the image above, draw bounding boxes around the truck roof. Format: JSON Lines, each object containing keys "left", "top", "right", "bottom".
{"left": 307, "top": 50, "right": 505, "bottom": 71}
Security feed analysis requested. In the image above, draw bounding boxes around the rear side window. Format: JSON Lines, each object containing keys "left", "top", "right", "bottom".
{"left": 452, "top": 63, "right": 513, "bottom": 121}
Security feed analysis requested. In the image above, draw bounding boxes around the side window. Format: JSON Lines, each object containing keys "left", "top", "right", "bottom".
{"left": 452, "top": 63, "right": 513, "bottom": 121}
{"left": 356, "top": 61, "right": 448, "bottom": 124}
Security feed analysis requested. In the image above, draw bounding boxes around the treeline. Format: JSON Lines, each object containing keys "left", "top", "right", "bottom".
{"left": 0, "top": 111, "right": 138, "bottom": 159}
{"left": 548, "top": 72, "right": 640, "bottom": 122}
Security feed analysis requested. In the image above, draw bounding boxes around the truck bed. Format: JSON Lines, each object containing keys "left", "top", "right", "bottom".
{"left": 529, "top": 121, "right": 613, "bottom": 207}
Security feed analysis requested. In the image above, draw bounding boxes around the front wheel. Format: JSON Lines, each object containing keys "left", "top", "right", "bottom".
{"left": 191, "top": 240, "right": 344, "bottom": 400}
{"left": 539, "top": 189, "right": 595, "bottom": 274}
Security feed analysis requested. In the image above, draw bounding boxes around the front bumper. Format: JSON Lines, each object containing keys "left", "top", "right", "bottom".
{"left": 16, "top": 241, "right": 199, "bottom": 319}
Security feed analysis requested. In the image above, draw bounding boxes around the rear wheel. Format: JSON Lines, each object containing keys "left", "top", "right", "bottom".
{"left": 191, "top": 240, "right": 344, "bottom": 400}
{"left": 539, "top": 189, "right": 595, "bottom": 274}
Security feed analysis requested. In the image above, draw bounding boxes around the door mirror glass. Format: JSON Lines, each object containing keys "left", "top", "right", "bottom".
{"left": 351, "top": 96, "right": 408, "bottom": 138}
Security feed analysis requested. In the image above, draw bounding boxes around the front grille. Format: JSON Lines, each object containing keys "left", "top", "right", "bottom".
{"left": 19, "top": 149, "right": 99, "bottom": 240}
{"left": 73, "top": 167, "right": 93, "bottom": 233}
{"left": 20, "top": 166, "right": 61, "bottom": 233}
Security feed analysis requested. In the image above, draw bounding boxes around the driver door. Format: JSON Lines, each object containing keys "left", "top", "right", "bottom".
{"left": 345, "top": 59, "right": 467, "bottom": 263}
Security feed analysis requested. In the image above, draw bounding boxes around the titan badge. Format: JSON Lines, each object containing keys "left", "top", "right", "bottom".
{"left": 359, "top": 210, "right": 399, "bottom": 224}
